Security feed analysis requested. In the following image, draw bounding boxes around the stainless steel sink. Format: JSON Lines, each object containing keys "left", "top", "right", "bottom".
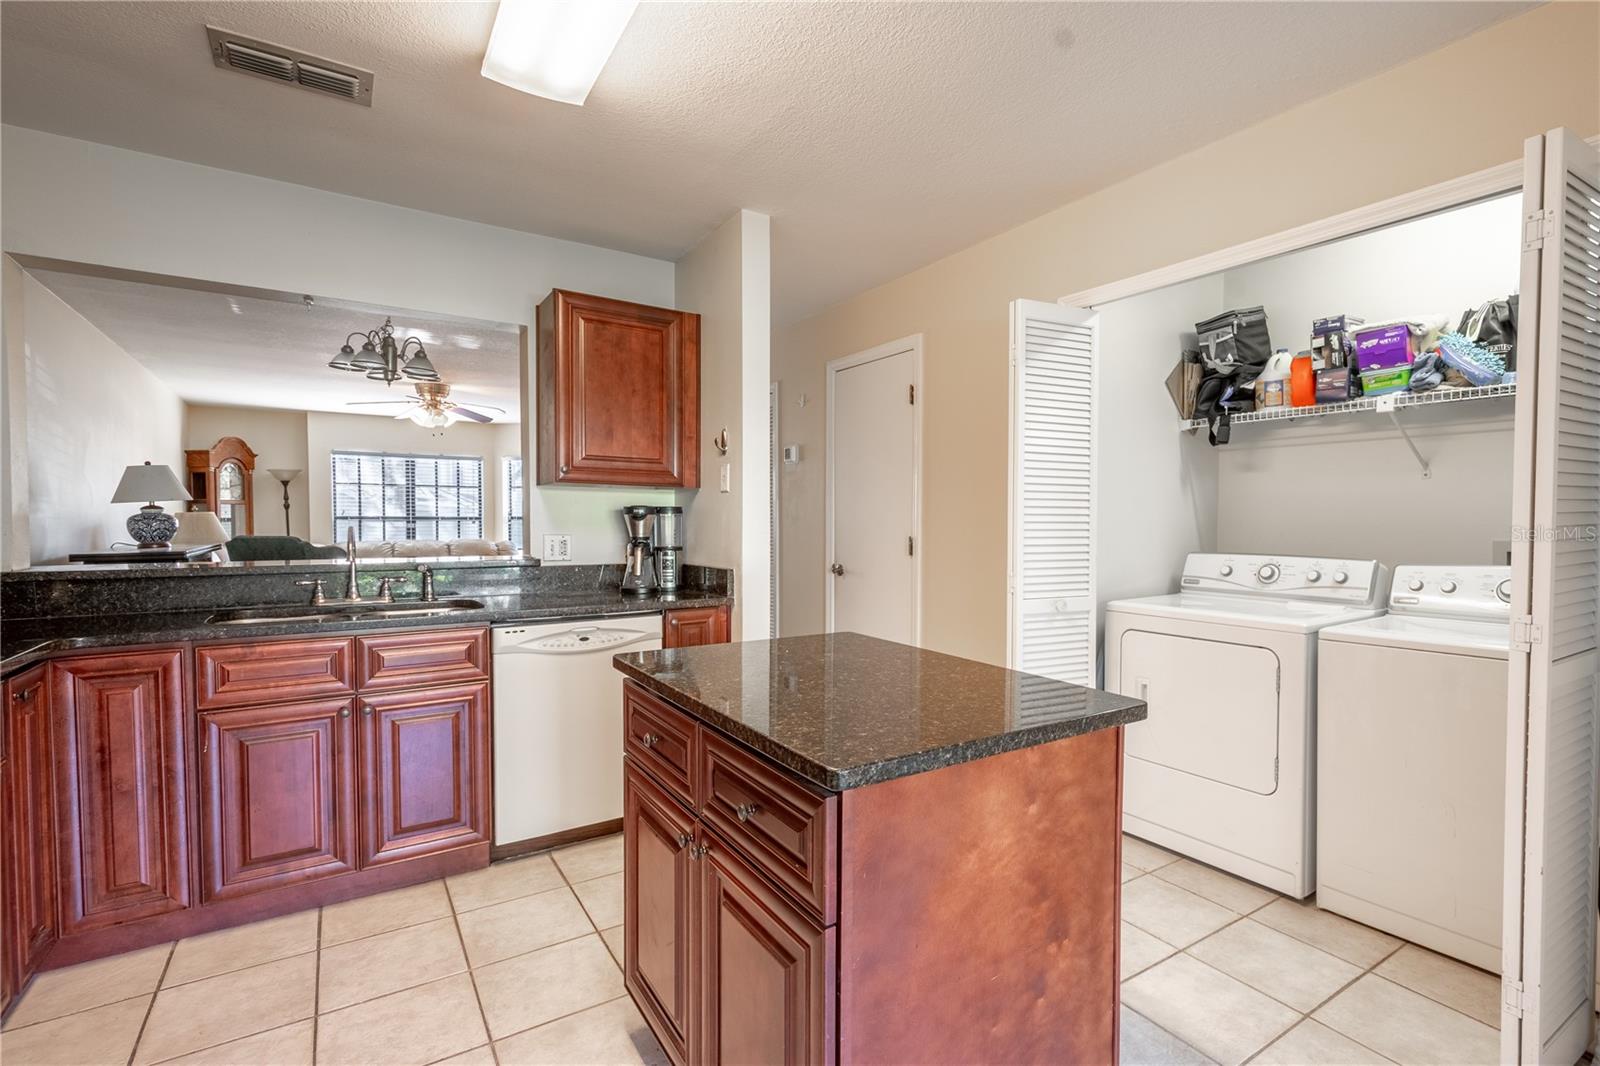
{"left": 206, "top": 599, "right": 485, "bottom": 626}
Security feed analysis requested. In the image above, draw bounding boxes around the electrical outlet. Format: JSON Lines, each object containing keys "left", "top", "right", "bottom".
{"left": 542, "top": 533, "right": 572, "bottom": 562}
{"left": 719, "top": 463, "right": 732, "bottom": 493}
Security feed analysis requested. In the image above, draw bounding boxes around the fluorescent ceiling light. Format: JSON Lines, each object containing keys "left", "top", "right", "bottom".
{"left": 482, "top": 0, "right": 639, "bottom": 106}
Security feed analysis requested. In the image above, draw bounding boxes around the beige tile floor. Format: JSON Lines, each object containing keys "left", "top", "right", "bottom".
{"left": 1, "top": 834, "right": 668, "bottom": 1066}
{"left": 1119, "top": 834, "right": 1505, "bottom": 1066}
{"left": 0, "top": 830, "right": 1519, "bottom": 1066}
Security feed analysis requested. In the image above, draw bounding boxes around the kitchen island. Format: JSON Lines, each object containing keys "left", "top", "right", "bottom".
{"left": 613, "top": 632, "right": 1146, "bottom": 1065}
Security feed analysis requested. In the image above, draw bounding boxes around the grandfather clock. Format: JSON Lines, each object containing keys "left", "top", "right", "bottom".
{"left": 185, "top": 436, "right": 257, "bottom": 539}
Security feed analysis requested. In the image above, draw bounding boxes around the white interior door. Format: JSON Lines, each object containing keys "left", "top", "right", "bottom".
{"left": 827, "top": 338, "right": 919, "bottom": 643}
{"left": 1007, "top": 301, "right": 1098, "bottom": 686}
{"left": 1503, "top": 126, "right": 1600, "bottom": 1065}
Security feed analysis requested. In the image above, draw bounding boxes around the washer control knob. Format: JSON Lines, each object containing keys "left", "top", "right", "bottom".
{"left": 1219, "top": 564, "right": 1233, "bottom": 577}
{"left": 1307, "top": 569, "right": 1322, "bottom": 583}
{"left": 1333, "top": 571, "right": 1349, "bottom": 585}
{"left": 1496, "top": 579, "right": 1512, "bottom": 603}
{"left": 1408, "top": 578, "right": 1425, "bottom": 592}
{"left": 1257, "top": 563, "right": 1280, "bottom": 584}
{"left": 1440, "top": 580, "right": 1458, "bottom": 594}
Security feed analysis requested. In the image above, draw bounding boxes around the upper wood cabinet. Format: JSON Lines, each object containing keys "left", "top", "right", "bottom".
{"left": 537, "top": 289, "right": 700, "bottom": 488}
{"left": 50, "top": 649, "right": 191, "bottom": 935}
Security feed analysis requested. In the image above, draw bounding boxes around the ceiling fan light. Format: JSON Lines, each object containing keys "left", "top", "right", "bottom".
{"left": 481, "top": 0, "right": 639, "bottom": 106}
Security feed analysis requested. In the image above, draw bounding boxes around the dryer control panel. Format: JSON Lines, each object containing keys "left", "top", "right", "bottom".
{"left": 1179, "top": 553, "right": 1384, "bottom": 606}
{"left": 1388, "top": 565, "right": 1512, "bottom": 621}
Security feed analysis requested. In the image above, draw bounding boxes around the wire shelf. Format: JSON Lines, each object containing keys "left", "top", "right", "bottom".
{"left": 1177, "top": 382, "right": 1517, "bottom": 431}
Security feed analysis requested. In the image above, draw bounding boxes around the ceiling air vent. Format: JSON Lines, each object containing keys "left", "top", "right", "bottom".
{"left": 206, "top": 26, "right": 373, "bottom": 107}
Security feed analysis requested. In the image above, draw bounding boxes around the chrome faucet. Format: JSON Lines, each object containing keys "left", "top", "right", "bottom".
{"left": 417, "top": 564, "right": 436, "bottom": 603}
{"left": 344, "top": 526, "right": 362, "bottom": 602}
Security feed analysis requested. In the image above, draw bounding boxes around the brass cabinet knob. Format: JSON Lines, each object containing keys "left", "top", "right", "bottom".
{"left": 639, "top": 732, "right": 659, "bottom": 749}
{"left": 734, "top": 803, "right": 760, "bottom": 823}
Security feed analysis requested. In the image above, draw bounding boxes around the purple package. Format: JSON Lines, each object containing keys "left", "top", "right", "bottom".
{"left": 1353, "top": 324, "right": 1415, "bottom": 372}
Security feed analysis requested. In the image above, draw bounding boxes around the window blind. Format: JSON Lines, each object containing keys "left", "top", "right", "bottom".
{"left": 330, "top": 450, "right": 483, "bottom": 542}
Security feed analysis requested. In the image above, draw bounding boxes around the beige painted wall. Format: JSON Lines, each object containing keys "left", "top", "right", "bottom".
{"left": 184, "top": 404, "right": 310, "bottom": 539}
{"left": 772, "top": 1, "right": 1600, "bottom": 665}
{"left": 676, "top": 210, "right": 772, "bottom": 638}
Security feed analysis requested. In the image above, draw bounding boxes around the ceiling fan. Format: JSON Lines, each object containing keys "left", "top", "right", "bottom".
{"left": 346, "top": 382, "right": 506, "bottom": 428}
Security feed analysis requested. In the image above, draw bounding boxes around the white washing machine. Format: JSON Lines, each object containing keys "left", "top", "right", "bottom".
{"left": 1105, "top": 553, "right": 1386, "bottom": 898}
{"left": 1317, "top": 565, "right": 1511, "bottom": 973}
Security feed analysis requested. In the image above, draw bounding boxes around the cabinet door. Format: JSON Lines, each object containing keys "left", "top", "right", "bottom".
{"left": 662, "top": 607, "right": 731, "bottom": 650}
{"left": 198, "top": 698, "right": 358, "bottom": 901}
{"left": 5, "top": 664, "right": 57, "bottom": 994}
{"left": 538, "top": 289, "right": 700, "bottom": 488}
{"left": 698, "top": 837, "right": 834, "bottom": 1066}
{"left": 623, "top": 763, "right": 696, "bottom": 1066}
{"left": 358, "top": 683, "right": 489, "bottom": 867}
{"left": 51, "top": 650, "right": 190, "bottom": 934}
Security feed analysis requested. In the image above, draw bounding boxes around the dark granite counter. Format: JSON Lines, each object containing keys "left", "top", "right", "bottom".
{"left": 1, "top": 561, "right": 732, "bottom": 674}
{"left": 613, "top": 632, "right": 1145, "bottom": 791}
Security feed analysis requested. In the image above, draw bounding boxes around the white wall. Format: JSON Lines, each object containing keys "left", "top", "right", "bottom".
{"left": 1092, "top": 275, "right": 1223, "bottom": 616}
{"left": 1212, "top": 193, "right": 1522, "bottom": 571}
{"left": 674, "top": 210, "right": 771, "bottom": 638}
{"left": 1, "top": 258, "right": 32, "bottom": 569}
{"left": 10, "top": 263, "right": 186, "bottom": 563}
{"left": 1, "top": 125, "right": 679, "bottom": 569}
{"left": 184, "top": 404, "right": 310, "bottom": 539}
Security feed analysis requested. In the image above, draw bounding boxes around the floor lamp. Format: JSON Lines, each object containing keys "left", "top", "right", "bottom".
{"left": 268, "top": 468, "right": 302, "bottom": 536}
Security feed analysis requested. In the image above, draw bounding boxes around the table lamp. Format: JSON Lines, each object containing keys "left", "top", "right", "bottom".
{"left": 268, "top": 468, "right": 302, "bottom": 535}
{"left": 110, "top": 461, "right": 192, "bottom": 548}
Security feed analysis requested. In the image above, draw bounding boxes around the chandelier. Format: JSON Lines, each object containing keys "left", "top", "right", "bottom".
{"left": 328, "top": 317, "right": 440, "bottom": 384}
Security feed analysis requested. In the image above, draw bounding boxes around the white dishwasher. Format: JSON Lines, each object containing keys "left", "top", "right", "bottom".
{"left": 492, "top": 615, "right": 661, "bottom": 848}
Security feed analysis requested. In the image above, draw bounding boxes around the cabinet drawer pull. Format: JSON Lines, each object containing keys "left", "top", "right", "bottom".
{"left": 690, "top": 842, "right": 712, "bottom": 860}
{"left": 11, "top": 683, "right": 40, "bottom": 704}
{"left": 734, "top": 802, "right": 760, "bottom": 823}
{"left": 676, "top": 833, "right": 692, "bottom": 849}
{"left": 340, "top": 707, "right": 352, "bottom": 718}
{"left": 362, "top": 704, "right": 373, "bottom": 717}
{"left": 639, "top": 732, "right": 660, "bottom": 749}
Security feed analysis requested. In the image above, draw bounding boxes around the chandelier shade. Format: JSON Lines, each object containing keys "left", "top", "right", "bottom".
{"left": 331, "top": 318, "right": 440, "bottom": 385}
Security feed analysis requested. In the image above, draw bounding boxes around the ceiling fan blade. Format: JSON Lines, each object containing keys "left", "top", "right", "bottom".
{"left": 452, "top": 407, "right": 493, "bottom": 423}
{"left": 346, "top": 400, "right": 415, "bottom": 407}
{"left": 393, "top": 410, "right": 415, "bottom": 420}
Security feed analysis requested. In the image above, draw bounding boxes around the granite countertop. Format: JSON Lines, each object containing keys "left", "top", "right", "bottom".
{"left": 0, "top": 588, "right": 731, "bottom": 674}
{"left": 613, "top": 632, "right": 1146, "bottom": 791}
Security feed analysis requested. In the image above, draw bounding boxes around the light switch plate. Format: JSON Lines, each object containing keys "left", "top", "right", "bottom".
{"left": 719, "top": 463, "right": 732, "bottom": 493}
{"left": 542, "top": 533, "right": 572, "bottom": 562}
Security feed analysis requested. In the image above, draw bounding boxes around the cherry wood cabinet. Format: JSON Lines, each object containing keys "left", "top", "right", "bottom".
{"left": 662, "top": 606, "right": 731, "bottom": 650}
{"left": 51, "top": 649, "right": 191, "bottom": 935}
{"left": 198, "top": 698, "right": 359, "bottom": 901}
{"left": 537, "top": 289, "right": 700, "bottom": 488}
{"left": 4, "top": 665, "right": 57, "bottom": 1008}
{"left": 698, "top": 839, "right": 833, "bottom": 1066}
{"left": 358, "top": 682, "right": 490, "bottom": 867}
{"left": 195, "top": 637, "right": 354, "bottom": 710}
{"left": 355, "top": 629, "right": 488, "bottom": 693}
{"left": 623, "top": 763, "right": 697, "bottom": 1066}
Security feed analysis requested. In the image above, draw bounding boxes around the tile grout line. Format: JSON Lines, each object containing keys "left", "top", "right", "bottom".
{"left": 313, "top": 906, "right": 323, "bottom": 1066}
{"left": 488, "top": 993, "right": 633, "bottom": 1051}
{"left": 445, "top": 874, "right": 503, "bottom": 1066}
{"left": 125, "top": 940, "right": 177, "bottom": 1066}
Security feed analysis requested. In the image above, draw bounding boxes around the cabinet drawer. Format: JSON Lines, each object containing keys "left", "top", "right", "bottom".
{"left": 698, "top": 729, "right": 837, "bottom": 924}
{"left": 356, "top": 628, "right": 488, "bottom": 692}
{"left": 624, "top": 682, "right": 697, "bottom": 807}
{"left": 197, "top": 637, "right": 355, "bottom": 710}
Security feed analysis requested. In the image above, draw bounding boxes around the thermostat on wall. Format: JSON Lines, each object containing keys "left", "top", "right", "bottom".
{"left": 782, "top": 445, "right": 802, "bottom": 464}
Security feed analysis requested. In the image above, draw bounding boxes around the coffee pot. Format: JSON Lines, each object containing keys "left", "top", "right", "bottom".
{"left": 621, "top": 506, "right": 657, "bottom": 595}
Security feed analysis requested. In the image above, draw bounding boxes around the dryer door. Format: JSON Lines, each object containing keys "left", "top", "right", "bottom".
{"left": 1119, "top": 630, "right": 1280, "bottom": 795}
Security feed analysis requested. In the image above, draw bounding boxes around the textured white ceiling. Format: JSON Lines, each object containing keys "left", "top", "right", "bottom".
{"left": 1, "top": 1, "right": 1530, "bottom": 322}
{"left": 28, "top": 268, "right": 523, "bottom": 420}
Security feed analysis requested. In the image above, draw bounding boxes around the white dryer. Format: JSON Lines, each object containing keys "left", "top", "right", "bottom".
{"left": 1105, "top": 553, "right": 1386, "bottom": 898}
{"left": 1317, "top": 565, "right": 1511, "bottom": 973}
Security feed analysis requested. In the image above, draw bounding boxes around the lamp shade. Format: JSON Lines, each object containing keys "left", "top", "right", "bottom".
{"left": 171, "top": 509, "right": 228, "bottom": 546}
{"left": 110, "top": 462, "right": 191, "bottom": 505}
{"left": 268, "top": 468, "right": 303, "bottom": 484}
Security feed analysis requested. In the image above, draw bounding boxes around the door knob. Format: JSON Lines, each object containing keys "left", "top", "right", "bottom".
{"left": 830, "top": 563, "right": 844, "bottom": 577}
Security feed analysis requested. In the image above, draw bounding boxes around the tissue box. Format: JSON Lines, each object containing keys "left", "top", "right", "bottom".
{"left": 1360, "top": 366, "right": 1412, "bottom": 396}
{"left": 1353, "top": 323, "right": 1417, "bottom": 372}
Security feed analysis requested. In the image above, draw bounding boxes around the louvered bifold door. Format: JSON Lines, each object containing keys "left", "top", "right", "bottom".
{"left": 1007, "top": 301, "right": 1098, "bottom": 688}
{"left": 1503, "top": 128, "right": 1600, "bottom": 1066}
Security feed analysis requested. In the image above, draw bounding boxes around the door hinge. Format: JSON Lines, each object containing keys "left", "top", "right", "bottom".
{"left": 1512, "top": 616, "right": 1544, "bottom": 653}
{"left": 1523, "top": 208, "right": 1555, "bottom": 252}
{"left": 908, "top": 383, "right": 916, "bottom": 405}
{"left": 1502, "top": 977, "right": 1534, "bottom": 1019}
{"left": 907, "top": 536, "right": 914, "bottom": 557}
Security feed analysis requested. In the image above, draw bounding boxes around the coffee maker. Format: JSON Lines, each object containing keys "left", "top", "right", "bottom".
{"left": 653, "top": 506, "right": 684, "bottom": 593}
{"left": 621, "top": 506, "right": 657, "bottom": 595}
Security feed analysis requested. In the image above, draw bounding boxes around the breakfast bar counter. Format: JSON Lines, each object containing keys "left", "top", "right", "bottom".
{"left": 613, "top": 632, "right": 1146, "bottom": 1065}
